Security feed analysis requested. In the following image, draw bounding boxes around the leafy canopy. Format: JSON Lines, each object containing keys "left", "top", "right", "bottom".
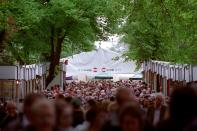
{"left": 0, "top": 0, "right": 125, "bottom": 64}
{"left": 121, "top": 0, "right": 197, "bottom": 64}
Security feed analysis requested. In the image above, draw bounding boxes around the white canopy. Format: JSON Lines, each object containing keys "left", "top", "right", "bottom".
{"left": 61, "top": 48, "right": 138, "bottom": 77}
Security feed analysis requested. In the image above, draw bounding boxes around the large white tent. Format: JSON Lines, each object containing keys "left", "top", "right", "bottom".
{"left": 61, "top": 48, "right": 140, "bottom": 79}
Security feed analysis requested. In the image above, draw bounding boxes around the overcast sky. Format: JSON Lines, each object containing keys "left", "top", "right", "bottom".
{"left": 95, "top": 35, "right": 127, "bottom": 53}
{"left": 95, "top": 35, "right": 120, "bottom": 49}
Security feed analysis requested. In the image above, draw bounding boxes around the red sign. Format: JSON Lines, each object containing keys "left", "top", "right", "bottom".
{"left": 92, "top": 67, "right": 98, "bottom": 72}
{"left": 101, "top": 67, "right": 106, "bottom": 72}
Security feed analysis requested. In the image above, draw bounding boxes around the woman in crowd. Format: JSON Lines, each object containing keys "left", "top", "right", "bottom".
{"left": 119, "top": 103, "right": 144, "bottom": 131}
{"left": 25, "top": 99, "right": 56, "bottom": 131}
{"left": 55, "top": 100, "right": 75, "bottom": 131}
{"left": 86, "top": 105, "right": 108, "bottom": 131}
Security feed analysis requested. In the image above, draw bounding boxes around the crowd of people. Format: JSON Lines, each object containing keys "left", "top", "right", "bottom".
{"left": 0, "top": 80, "right": 197, "bottom": 131}
{"left": 43, "top": 81, "right": 153, "bottom": 106}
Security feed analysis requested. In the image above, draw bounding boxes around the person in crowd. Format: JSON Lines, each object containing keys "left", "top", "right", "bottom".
{"left": 102, "top": 88, "right": 137, "bottom": 131}
{"left": 24, "top": 98, "right": 56, "bottom": 131}
{"left": 109, "top": 96, "right": 115, "bottom": 102}
{"left": 0, "top": 101, "right": 18, "bottom": 130}
{"left": 101, "top": 100, "right": 110, "bottom": 112}
{"left": 17, "top": 99, "right": 24, "bottom": 114}
{"left": 183, "top": 117, "right": 197, "bottom": 131}
{"left": 116, "top": 88, "right": 135, "bottom": 108}
{"left": 156, "top": 86, "right": 197, "bottom": 131}
{"left": 55, "top": 94, "right": 65, "bottom": 101}
{"left": 85, "top": 105, "right": 108, "bottom": 131}
{"left": 55, "top": 100, "right": 75, "bottom": 131}
{"left": 147, "top": 93, "right": 167, "bottom": 126}
{"left": 0, "top": 101, "right": 7, "bottom": 124}
{"left": 65, "top": 97, "right": 73, "bottom": 104}
{"left": 85, "top": 99, "right": 97, "bottom": 111}
{"left": 141, "top": 95, "right": 149, "bottom": 115}
{"left": 113, "top": 87, "right": 136, "bottom": 122}
{"left": 4, "top": 93, "right": 45, "bottom": 131}
{"left": 119, "top": 103, "right": 144, "bottom": 131}
{"left": 72, "top": 98, "right": 85, "bottom": 127}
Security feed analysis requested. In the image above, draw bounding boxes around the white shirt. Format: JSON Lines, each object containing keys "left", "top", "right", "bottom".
{"left": 75, "top": 121, "right": 90, "bottom": 131}
{"left": 153, "top": 109, "right": 160, "bottom": 126}
{"left": 22, "top": 116, "right": 30, "bottom": 128}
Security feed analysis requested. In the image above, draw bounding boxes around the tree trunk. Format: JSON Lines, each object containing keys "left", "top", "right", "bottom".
{"left": 46, "top": 28, "right": 65, "bottom": 87}
{"left": 0, "top": 29, "right": 7, "bottom": 53}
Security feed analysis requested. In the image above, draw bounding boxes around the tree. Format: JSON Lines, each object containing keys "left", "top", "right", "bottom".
{"left": 0, "top": 0, "right": 127, "bottom": 86}
{"left": 0, "top": 0, "right": 46, "bottom": 64}
{"left": 121, "top": 0, "right": 197, "bottom": 65}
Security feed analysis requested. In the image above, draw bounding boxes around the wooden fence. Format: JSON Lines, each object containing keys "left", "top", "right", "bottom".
{"left": 143, "top": 60, "right": 197, "bottom": 96}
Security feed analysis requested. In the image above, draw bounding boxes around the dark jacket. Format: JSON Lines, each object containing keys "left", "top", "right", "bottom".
{"left": 72, "top": 110, "right": 85, "bottom": 127}
{"left": 3, "top": 113, "right": 26, "bottom": 131}
{"left": 23, "top": 126, "right": 58, "bottom": 131}
{"left": 0, "top": 113, "right": 18, "bottom": 130}
{"left": 147, "top": 105, "right": 167, "bottom": 125}
{"left": 156, "top": 119, "right": 182, "bottom": 131}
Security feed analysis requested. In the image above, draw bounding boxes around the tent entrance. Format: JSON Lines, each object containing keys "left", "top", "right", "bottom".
{"left": 94, "top": 76, "right": 113, "bottom": 80}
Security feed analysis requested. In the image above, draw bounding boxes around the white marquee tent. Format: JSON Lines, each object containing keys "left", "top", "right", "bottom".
{"left": 61, "top": 48, "right": 140, "bottom": 79}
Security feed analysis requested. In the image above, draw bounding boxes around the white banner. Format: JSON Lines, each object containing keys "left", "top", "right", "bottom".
{"left": 61, "top": 48, "right": 138, "bottom": 77}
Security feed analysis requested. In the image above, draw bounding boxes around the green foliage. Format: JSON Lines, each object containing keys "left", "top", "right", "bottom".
{"left": 0, "top": 0, "right": 46, "bottom": 64}
{"left": 1, "top": 0, "right": 196, "bottom": 66}
{"left": 0, "top": 0, "right": 125, "bottom": 64}
{"left": 121, "top": 0, "right": 197, "bottom": 64}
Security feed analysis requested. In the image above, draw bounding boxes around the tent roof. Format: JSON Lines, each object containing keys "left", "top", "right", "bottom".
{"left": 61, "top": 48, "right": 138, "bottom": 77}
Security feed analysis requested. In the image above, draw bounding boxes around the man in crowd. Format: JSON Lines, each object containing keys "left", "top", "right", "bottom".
{"left": 0, "top": 101, "right": 18, "bottom": 130}
{"left": 4, "top": 93, "right": 44, "bottom": 131}
{"left": 55, "top": 100, "right": 75, "bottom": 131}
{"left": 25, "top": 98, "right": 56, "bottom": 131}
{"left": 147, "top": 94, "right": 167, "bottom": 126}
{"left": 156, "top": 86, "right": 197, "bottom": 131}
